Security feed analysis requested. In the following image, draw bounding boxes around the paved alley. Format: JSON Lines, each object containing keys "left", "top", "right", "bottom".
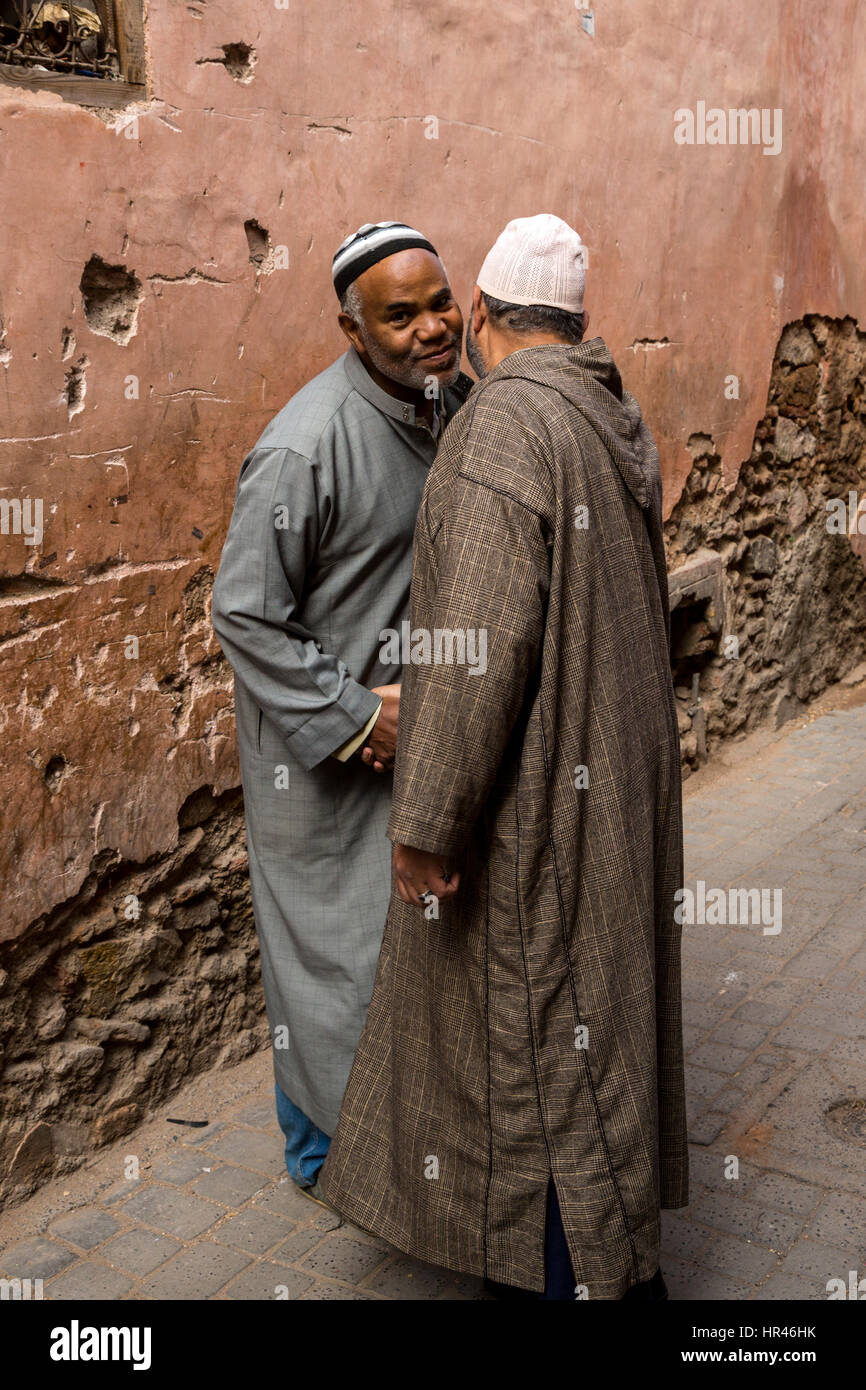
{"left": 2, "top": 695, "right": 865, "bottom": 1301}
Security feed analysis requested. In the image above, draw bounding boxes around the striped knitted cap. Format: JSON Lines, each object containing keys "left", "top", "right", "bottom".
{"left": 332, "top": 221, "right": 437, "bottom": 300}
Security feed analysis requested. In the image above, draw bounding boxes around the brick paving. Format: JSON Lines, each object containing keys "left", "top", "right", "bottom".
{"left": 1, "top": 696, "right": 865, "bottom": 1301}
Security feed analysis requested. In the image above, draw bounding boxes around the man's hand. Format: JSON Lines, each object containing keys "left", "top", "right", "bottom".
{"left": 361, "top": 684, "right": 400, "bottom": 772}
{"left": 393, "top": 843, "right": 460, "bottom": 909}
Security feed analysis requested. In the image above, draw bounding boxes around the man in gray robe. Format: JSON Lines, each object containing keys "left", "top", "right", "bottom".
{"left": 211, "top": 221, "right": 471, "bottom": 1197}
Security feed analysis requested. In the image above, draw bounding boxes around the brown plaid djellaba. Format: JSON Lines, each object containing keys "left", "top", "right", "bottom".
{"left": 319, "top": 339, "right": 689, "bottom": 1298}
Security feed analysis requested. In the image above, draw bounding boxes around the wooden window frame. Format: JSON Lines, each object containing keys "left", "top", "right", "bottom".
{"left": 0, "top": 0, "right": 145, "bottom": 106}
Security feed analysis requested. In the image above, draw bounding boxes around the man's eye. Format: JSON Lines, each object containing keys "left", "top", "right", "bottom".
{"left": 390, "top": 313, "right": 409, "bottom": 325}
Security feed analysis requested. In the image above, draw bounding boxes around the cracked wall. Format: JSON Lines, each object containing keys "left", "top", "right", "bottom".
{"left": 665, "top": 316, "right": 866, "bottom": 775}
{"left": 0, "top": 786, "right": 268, "bottom": 1209}
{"left": 2, "top": 0, "right": 866, "bottom": 1203}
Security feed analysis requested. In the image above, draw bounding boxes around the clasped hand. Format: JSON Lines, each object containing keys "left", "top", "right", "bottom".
{"left": 393, "top": 844, "right": 460, "bottom": 909}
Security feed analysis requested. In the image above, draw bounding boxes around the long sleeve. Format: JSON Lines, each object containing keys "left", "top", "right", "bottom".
{"left": 387, "top": 474, "right": 551, "bottom": 857}
{"left": 211, "top": 445, "right": 381, "bottom": 771}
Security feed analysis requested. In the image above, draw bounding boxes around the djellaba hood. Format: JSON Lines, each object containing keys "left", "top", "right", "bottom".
{"left": 474, "top": 337, "right": 662, "bottom": 513}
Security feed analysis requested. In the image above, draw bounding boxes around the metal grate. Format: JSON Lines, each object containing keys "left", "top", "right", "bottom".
{"left": 0, "top": 0, "right": 121, "bottom": 78}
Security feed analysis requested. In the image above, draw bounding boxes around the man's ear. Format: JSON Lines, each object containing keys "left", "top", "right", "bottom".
{"left": 471, "top": 285, "right": 486, "bottom": 334}
{"left": 338, "top": 312, "right": 364, "bottom": 355}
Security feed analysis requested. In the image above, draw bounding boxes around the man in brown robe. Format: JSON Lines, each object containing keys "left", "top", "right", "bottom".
{"left": 320, "top": 214, "right": 689, "bottom": 1299}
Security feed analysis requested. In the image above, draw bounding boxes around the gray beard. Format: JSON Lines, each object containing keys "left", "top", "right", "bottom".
{"left": 360, "top": 329, "right": 461, "bottom": 393}
{"left": 465, "top": 321, "right": 488, "bottom": 379}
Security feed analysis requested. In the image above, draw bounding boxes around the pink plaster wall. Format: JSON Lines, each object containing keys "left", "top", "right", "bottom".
{"left": 2, "top": 0, "right": 864, "bottom": 940}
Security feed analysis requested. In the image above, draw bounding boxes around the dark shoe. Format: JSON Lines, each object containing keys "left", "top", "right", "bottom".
{"left": 483, "top": 1276, "right": 537, "bottom": 1300}
{"left": 621, "top": 1267, "right": 669, "bottom": 1300}
{"left": 297, "top": 1179, "right": 339, "bottom": 1214}
{"left": 485, "top": 1269, "right": 670, "bottom": 1301}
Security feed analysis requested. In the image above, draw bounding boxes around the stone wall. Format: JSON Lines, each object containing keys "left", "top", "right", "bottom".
{"left": 0, "top": 783, "right": 268, "bottom": 1209}
{"left": 665, "top": 316, "right": 866, "bottom": 775}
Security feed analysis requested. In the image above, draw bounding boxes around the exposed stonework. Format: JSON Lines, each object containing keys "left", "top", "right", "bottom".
{"left": 62, "top": 355, "right": 89, "bottom": 419}
{"left": 665, "top": 316, "right": 866, "bottom": 774}
{"left": 0, "top": 784, "right": 268, "bottom": 1211}
{"left": 196, "top": 42, "right": 258, "bottom": 84}
{"left": 79, "top": 256, "right": 143, "bottom": 345}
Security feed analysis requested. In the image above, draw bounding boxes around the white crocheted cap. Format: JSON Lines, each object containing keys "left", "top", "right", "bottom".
{"left": 476, "top": 213, "right": 586, "bottom": 313}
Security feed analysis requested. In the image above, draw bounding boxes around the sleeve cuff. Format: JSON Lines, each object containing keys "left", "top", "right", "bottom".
{"left": 283, "top": 683, "right": 383, "bottom": 770}
{"left": 332, "top": 699, "right": 382, "bottom": 762}
{"left": 386, "top": 813, "right": 465, "bottom": 858}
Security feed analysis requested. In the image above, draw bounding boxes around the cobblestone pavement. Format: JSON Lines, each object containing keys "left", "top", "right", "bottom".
{"left": 2, "top": 696, "right": 865, "bottom": 1301}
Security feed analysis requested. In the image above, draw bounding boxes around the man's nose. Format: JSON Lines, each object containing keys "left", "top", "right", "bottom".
{"left": 415, "top": 312, "right": 449, "bottom": 341}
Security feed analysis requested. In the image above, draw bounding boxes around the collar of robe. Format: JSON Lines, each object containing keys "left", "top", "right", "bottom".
{"left": 344, "top": 346, "right": 447, "bottom": 435}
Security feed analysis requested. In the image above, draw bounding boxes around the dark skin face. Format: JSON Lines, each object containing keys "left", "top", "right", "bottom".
{"left": 338, "top": 249, "right": 464, "bottom": 424}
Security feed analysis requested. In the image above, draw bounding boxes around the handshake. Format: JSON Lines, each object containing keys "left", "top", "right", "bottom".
{"left": 359, "top": 683, "right": 400, "bottom": 774}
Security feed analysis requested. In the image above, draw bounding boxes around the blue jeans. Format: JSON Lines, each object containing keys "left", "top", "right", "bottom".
{"left": 274, "top": 1084, "right": 330, "bottom": 1187}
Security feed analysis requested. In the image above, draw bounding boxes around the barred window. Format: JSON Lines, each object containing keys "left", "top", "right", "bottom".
{"left": 0, "top": 0, "right": 145, "bottom": 104}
